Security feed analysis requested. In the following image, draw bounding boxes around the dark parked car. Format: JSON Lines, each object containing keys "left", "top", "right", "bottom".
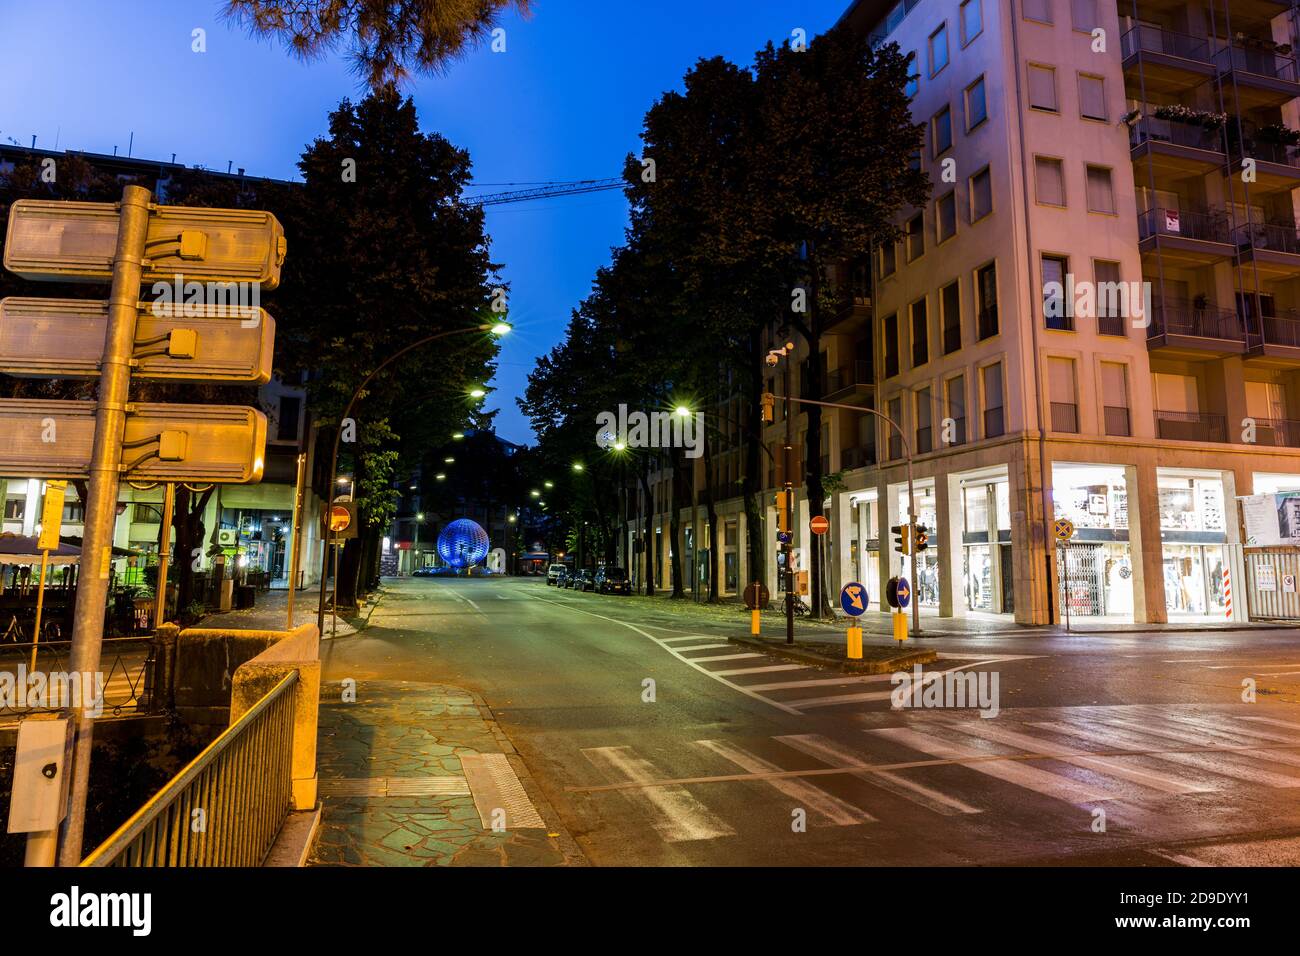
{"left": 553, "top": 567, "right": 571, "bottom": 588}
{"left": 595, "top": 567, "right": 631, "bottom": 595}
{"left": 571, "top": 568, "right": 595, "bottom": 591}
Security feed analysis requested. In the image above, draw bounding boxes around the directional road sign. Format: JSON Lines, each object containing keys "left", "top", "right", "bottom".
{"left": 896, "top": 576, "right": 911, "bottom": 609}
{"left": 0, "top": 399, "right": 267, "bottom": 482}
{"left": 0, "top": 297, "right": 274, "bottom": 382}
{"left": 840, "top": 582, "right": 867, "bottom": 616}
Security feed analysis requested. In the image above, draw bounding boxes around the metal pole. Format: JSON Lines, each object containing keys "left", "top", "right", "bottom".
{"left": 153, "top": 483, "right": 175, "bottom": 629}
{"left": 29, "top": 549, "right": 49, "bottom": 672}
{"left": 907, "top": 459, "right": 919, "bottom": 636}
{"left": 285, "top": 453, "right": 306, "bottom": 628}
{"left": 58, "top": 183, "right": 152, "bottom": 865}
{"left": 784, "top": 358, "right": 795, "bottom": 644}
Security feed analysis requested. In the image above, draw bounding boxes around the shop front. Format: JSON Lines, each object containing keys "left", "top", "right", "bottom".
{"left": 1157, "top": 470, "right": 1228, "bottom": 619}
{"left": 1052, "top": 464, "right": 1135, "bottom": 619}
{"left": 898, "top": 485, "right": 939, "bottom": 608}
{"left": 850, "top": 494, "right": 881, "bottom": 612}
{"left": 960, "top": 473, "right": 1014, "bottom": 615}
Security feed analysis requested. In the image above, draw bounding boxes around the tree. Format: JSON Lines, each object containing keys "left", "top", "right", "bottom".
{"left": 224, "top": 0, "right": 531, "bottom": 88}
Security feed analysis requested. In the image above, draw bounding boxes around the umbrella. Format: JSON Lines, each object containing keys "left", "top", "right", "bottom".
{"left": 58, "top": 535, "right": 139, "bottom": 557}
{"left": 0, "top": 533, "right": 81, "bottom": 566}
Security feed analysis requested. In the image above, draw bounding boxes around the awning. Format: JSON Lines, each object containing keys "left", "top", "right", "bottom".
{"left": 0, "top": 532, "right": 81, "bottom": 566}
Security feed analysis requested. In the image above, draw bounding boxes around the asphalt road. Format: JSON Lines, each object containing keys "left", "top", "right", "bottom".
{"left": 320, "top": 576, "right": 1300, "bottom": 866}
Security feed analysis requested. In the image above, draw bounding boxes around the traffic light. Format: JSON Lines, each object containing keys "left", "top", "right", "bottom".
{"left": 891, "top": 523, "right": 912, "bottom": 555}
{"left": 775, "top": 491, "right": 790, "bottom": 533}
{"left": 914, "top": 523, "right": 929, "bottom": 551}
{"left": 760, "top": 391, "right": 775, "bottom": 423}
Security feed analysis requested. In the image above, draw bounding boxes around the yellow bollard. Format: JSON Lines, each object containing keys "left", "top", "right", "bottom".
{"left": 751, "top": 609, "right": 761, "bottom": 635}
{"left": 892, "top": 611, "right": 908, "bottom": 643}
{"left": 847, "top": 625, "right": 862, "bottom": 659}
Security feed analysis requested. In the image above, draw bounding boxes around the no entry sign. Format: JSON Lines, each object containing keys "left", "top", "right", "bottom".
{"left": 810, "top": 515, "right": 829, "bottom": 535}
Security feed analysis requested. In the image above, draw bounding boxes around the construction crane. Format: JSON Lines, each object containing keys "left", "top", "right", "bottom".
{"left": 462, "top": 177, "right": 624, "bottom": 207}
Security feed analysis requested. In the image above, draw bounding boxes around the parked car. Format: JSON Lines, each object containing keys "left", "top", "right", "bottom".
{"left": 412, "top": 566, "right": 452, "bottom": 577}
{"left": 595, "top": 566, "right": 632, "bottom": 595}
{"left": 554, "top": 567, "right": 571, "bottom": 588}
{"left": 546, "top": 563, "right": 567, "bottom": 586}
{"left": 574, "top": 568, "right": 596, "bottom": 591}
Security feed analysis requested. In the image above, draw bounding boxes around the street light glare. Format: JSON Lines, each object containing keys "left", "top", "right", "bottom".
{"left": 435, "top": 473, "right": 446, "bottom": 480}
{"left": 530, "top": 489, "right": 541, "bottom": 497}
{"left": 469, "top": 388, "right": 486, "bottom": 399}
{"left": 444, "top": 456, "right": 455, "bottom": 463}
{"left": 613, "top": 441, "right": 626, "bottom": 451}
{"left": 544, "top": 481, "right": 554, "bottom": 488}
{"left": 490, "top": 322, "right": 511, "bottom": 336}
{"left": 572, "top": 462, "right": 584, "bottom": 472}
{"left": 452, "top": 432, "right": 465, "bottom": 440}
{"left": 675, "top": 405, "right": 691, "bottom": 417}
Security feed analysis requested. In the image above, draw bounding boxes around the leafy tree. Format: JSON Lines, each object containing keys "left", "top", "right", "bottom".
{"left": 223, "top": 0, "right": 531, "bottom": 88}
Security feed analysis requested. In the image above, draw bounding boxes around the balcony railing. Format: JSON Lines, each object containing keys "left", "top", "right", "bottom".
{"left": 1236, "top": 219, "right": 1300, "bottom": 255}
{"left": 1097, "top": 312, "right": 1128, "bottom": 336}
{"left": 841, "top": 444, "right": 875, "bottom": 470}
{"left": 1050, "top": 402, "right": 1079, "bottom": 433}
{"left": 1138, "top": 206, "right": 1232, "bottom": 244}
{"left": 984, "top": 406, "right": 1005, "bottom": 439}
{"left": 1214, "top": 42, "right": 1300, "bottom": 83}
{"left": 1252, "top": 418, "right": 1300, "bottom": 448}
{"left": 943, "top": 321, "right": 961, "bottom": 354}
{"left": 824, "top": 360, "right": 873, "bottom": 395}
{"left": 1247, "top": 311, "right": 1300, "bottom": 349}
{"left": 1148, "top": 295, "right": 1244, "bottom": 341}
{"left": 1155, "top": 409, "right": 1227, "bottom": 443}
{"left": 1121, "top": 26, "right": 1213, "bottom": 63}
{"left": 1233, "top": 136, "right": 1300, "bottom": 168}
{"left": 946, "top": 416, "right": 967, "bottom": 447}
{"left": 1130, "top": 116, "right": 1224, "bottom": 153}
{"left": 1104, "top": 406, "right": 1132, "bottom": 437}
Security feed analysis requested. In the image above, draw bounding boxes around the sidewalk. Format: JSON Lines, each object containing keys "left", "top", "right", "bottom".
{"left": 194, "top": 587, "right": 369, "bottom": 637}
{"left": 308, "top": 679, "right": 585, "bottom": 867}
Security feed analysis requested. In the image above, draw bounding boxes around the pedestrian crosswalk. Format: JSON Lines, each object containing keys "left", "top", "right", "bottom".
{"left": 576, "top": 705, "right": 1300, "bottom": 851}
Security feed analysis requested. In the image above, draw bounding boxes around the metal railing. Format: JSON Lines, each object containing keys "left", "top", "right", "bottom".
{"left": 1104, "top": 406, "right": 1132, "bottom": 437}
{"left": 977, "top": 305, "right": 999, "bottom": 340}
{"left": 1129, "top": 116, "right": 1225, "bottom": 153}
{"left": 1138, "top": 206, "right": 1232, "bottom": 244}
{"left": 1236, "top": 220, "right": 1300, "bottom": 255}
{"left": 840, "top": 444, "right": 875, "bottom": 470}
{"left": 824, "top": 360, "right": 873, "bottom": 396}
{"left": 1215, "top": 42, "right": 1300, "bottom": 83}
{"left": 1147, "top": 295, "right": 1244, "bottom": 341}
{"left": 915, "top": 425, "right": 933, "bottom": 454}
{"left": 80, "top": 670, "right": 299, "bottom": 866}
{"left": 1050, "top": 402, "right": 1079, "bottom": 433}
{"left": 1121, "top": 26, "right": 1212, "bottom": 63}
{"left": 983, "top": 406, "right": 1005, "bottom": 438}
{"left": 0, "top": 637, "right": 157, "bottom": 718}
{"left": 1155, "top": 409, "right": 1227, "bottom": 443}
{"left": 1256, "top": 312, "right": 1300, "bottom": 347}
{"left": 1252, "top": 418, "right": 1300, "bottom": 448}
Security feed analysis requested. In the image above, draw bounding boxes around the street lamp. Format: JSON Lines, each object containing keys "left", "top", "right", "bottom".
{"left": 544, "top": 481, "right": 554, "bottom": 489}
{"left": 469, "top": 387, "right": 486, "bottom": 399}
{"left": 317, "top": 321, "right": 508, "bottom": 632}
{"left": 412, "top": 512, "right": 425, "bottom": 573}
{"left": 452, "top": 432, "right": 465, "bottom": 440}
{"left": 572, "top": 462, "right": 584, "bottom": 473}
{"left": 436, "top": 473, "right": 447, "bottom": 481}
{"left": 675, "top": 405, "right": 691, "bottom": 418}
{"left": 444, "top": 456, "right": 455, "bottom": 463}
{"left": 530, "top": 489, "right": 541, "bottom": 498}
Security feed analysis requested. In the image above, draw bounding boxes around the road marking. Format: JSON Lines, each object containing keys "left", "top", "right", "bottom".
{"left": 742, "top": 675, "right": 895, "bottom": 692}
{"left": 674, "top": 644, "right": 733, "bottom": 653}
{"left": 1149, "top": 849, "right": 1212, "bottom": 867}
{"left": 460, "top": 753, "right": 547, "bottom": 830}
{"left": 690, "top": 653, "right": 762, "bottom": 663}
{"left": 581, "top": 746, "right": 735, "bottom": 842}
{"left": 660, "top": 635, "right": 715, "bottom": 644}
{"left": 1102, "top": 712, "right": 1300, "bottom": 770}
{"left": 790, "top": 690, "right": 895, "bottom": 709}
{"left": 711, "top": 664, "right": 805, "bottom": 677}
{"left": 866, "top": 726, "right": 1122, "bottom": 803}
{"left": 694, "top": 739, "right": 875, "bottom": 825}
{"left": 776, "top": 733, "right": 982, "bottom": 816}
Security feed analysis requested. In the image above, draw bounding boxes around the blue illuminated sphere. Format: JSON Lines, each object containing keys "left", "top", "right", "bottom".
{"left": 436, "top": 518, "right": 490, "bottom": 569}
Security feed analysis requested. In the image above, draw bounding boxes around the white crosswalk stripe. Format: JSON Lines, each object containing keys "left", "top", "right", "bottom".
{"left": 581, "top": 746, "right": 735, "bottom": 843}
{"left": 1091, "top": 711, "right": 1300, "bottom": 771}
{"left": 694, "top": 739, "right": 875, "bottom": 825}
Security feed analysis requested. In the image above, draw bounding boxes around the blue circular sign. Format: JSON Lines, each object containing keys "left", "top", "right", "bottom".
{"left": 896, "top": 577, "right": 911, "bottom": 609}
{"left": 840, "top": 582, "right": 868, "bottom": 617}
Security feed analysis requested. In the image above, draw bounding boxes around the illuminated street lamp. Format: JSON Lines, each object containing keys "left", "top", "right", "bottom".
{"left": 436, "top": 473, "right": 447, "bottom": 481}
{"left": 444, "top": 456, "right": 455, "bottom": 463}
{"left": 530, "top": 489, "right": 541, "bottom": 498}
{"left": 572, "top": 462, "right": 584, "bottom": 472}
{"left": 544, "top": 481, "right": 554, "bottom": 489}
{"left": 469, "top": 387, "right": 486, "bottom": 399}
{"left": 675, "top": 405, "right": 691, "bottom": 418}
{"left": 452, "top": 431, "right": 465, "bottom": 440}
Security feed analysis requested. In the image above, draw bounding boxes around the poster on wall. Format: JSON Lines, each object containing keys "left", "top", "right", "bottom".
{"left": 1240, "top": 492, "right": 1300, "bottom": 546}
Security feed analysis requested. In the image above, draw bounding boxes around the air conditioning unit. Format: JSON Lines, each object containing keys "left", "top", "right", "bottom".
{"left": 217, "top": 529, "right": 237, "bottom": 546}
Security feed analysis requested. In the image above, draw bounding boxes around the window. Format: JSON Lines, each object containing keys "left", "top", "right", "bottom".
{"left": 1024, "top": 0, "right": 1052, "bottom": 23}
{"left": 906, "top": 212, "right": 924, "bottom": 261}
{"left": 960, "top": 0, "right": 983, "bottom": 44}
{"left": 977, "top": 263, "right": 999, "bottom": 339}
{"left": 879, "top": 240, "right": 896, "bottom": 278}
{"left": 937, "top": 191, "right": 957, "bottom": 243}
{"left": 942, "top": 281, "right": 961, "bottom": 354}
{"left": 930, "top": 24, "right": 949, "bottom": 76}
{"left": 1047, "top": 357, "right": 1078, "bottom": 432}
{"left": 932, "top": 105, "right": 953, "bottom": 156}
{"left": 132, "top": 502, "right": 161, "bottom": 523}
{"left": 965, "top": 76, "right": 987, "bottom": 130}
{"left": 911, "top": 298, "right": 929, "bottom": 368}
{"left": 884, "top": 313, "right": 900, "bottom": 379}
{"left": 916, "top": 387, "right": 934, "bottom": 454}
{"left": 1027, "top": 64, "right": 1057, "bottom": 112}
{"left": 947, "top": 374, "right": 967, "bottom": 445}
{"left": 1085, "top": 165, "right": 1115, "bottom": 214}
{"left": 1093, "top": 259, "right": 1126, "bottom": 335}
{"left": 276, "top": 395, "right": 302, "bottom": 442}
{"left": 3, "top": 498, "right": 22, "bottom": 520}
{"left": 1071, "top": 0, "right": 1099, "bottom": 32}
{"left": 1078, "top": 73, "right": 1106, "bottom": 121}
{"left": 888, "top": 397, "right": 904, "bottom": 459}
{"left": 1042, "top": 254, "right": 1072, "bottom": 330}
{"left": 970, "top": 166, "right": 992, "bottom": 221}
{"left": 1101, "top": 362, "right": 1130, "bottom": 436}
{"left": 1034, "top": 156, "right": 1066, "bottom": 206}
{"left": 906, "top": 51, "right": 920, "bottom": 97}
{"left": 982, "top": 362, "right": 1005, "bottom": 438}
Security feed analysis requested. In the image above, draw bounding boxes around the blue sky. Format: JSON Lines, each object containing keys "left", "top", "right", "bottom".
{"left": 0, "top": 0, "right": 846, "bottom": 443}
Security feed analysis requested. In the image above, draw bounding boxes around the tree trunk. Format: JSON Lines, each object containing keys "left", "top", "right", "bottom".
{"left": 172, "top": 485, "right": 214, "bottom": 614}
{"left": 743, "top": 331, "right": 766, "bottom": 602}
{"left": 669, "top": 450, "right": 685, "bottom": 598}
{"left": 336, "top": 537, "right": 362, "bottom": 609}
{"left": 801, "top": 259, "right": 834, "bottom": 618}
{"left": 702, "top": 438, "right": 720, "bottom": 603}
{"left": 638, "top": 458, "right": 656, "bottom": 595}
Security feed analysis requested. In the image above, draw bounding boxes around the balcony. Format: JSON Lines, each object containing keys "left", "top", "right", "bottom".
{"left": 1251, "top": 417, "right": 1300, "bottom": 447}
{"left": 1214, "top": 42, "right": 1300, "bottom": 109}
{"left": 1122, "top": 27, "right": 1216, "bottom": 94}
{"left": 1246, "top": 310, "right": 1300, "bottom": 364}
{"left": 840, "top": 444, "right": 875, "bottom": 470}
{"left": 1155, "top": 409, "right": 1228, "bottom": 443}
{"left": 1146, "top": 295, "right": 1247, "bottom": 357}
{"left": 1234, "top": 220, "right": 1300, "bottom": 278}
{"left": 1130, "top": 115, "right": 1226, "bottom": 178}
{"left": 1226, "top": 133, "right": 1300, "bottom": 192}
{"left": 1104, "top": 406, "right": 1132, "bottom": 437}
{"left": 1049, "top": 402, "right": 1079, "bottom": 434}
{"left": 823, "top": 360, "right": 874, "bottom": 403}
{"left": 1137, "top": 206, "right": 1235, "bottom": 266}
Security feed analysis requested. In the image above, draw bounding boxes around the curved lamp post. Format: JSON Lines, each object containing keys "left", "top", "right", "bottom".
{"left": 316, "top": 322, "right": 509, "bottom": 631}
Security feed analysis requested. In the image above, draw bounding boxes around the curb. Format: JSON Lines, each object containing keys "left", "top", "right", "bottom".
{"left": 729, "top": 633, "right": 937, "bottom": 673}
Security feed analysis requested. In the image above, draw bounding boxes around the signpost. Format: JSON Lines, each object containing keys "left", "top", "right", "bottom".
{"left": 810, "top": 515, "right": 829, "bottom": 535}
{"left": 31, "top": 480, "right": 67, "bottom": 671}
{"left": 744, "top": 581, "right": 769, "bottom": 636}
{"left": 3, "top": 186, "right": 285, "bottom": 866}
{"left": 840, "top": 581, "right": 867, "bottom": 660}
{"left": 1055, "top": 518, "right": 1075, "bottom": 631}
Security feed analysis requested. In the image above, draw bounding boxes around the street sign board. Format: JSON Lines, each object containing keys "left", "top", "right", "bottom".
{"left": 896, "top": 576, "right": 911, "bottom": 609}
{"left": 743, "top": 581, "right": 770, "bottom": 610}
{"left": 1054, "top": 518, "right": 1075, "bottom": 541}
{"left": 325, "top": 500, "right": 359, "bottom": 540}
{"left": 36, "top": 480, "right": 67, "bottom": 551}
{"left": 0, "top": 297, "right": 275, "bottom": 382}
{"left": 4, "top": 199, "right": 286, "bottom": 288}
{"left": 810, "top": 515, "right": 829, "bottom": 536}
{"left": 886, "top": 576, "right": 899, "bottom": 608}
{"left": 0, "top": 399, "right": 266, "bottom": 482}
{"left": 840, "top": 582, "right": 867, "bottom": 616}
{"left": 776, "top": 530, "right": 792, "bottom": 544}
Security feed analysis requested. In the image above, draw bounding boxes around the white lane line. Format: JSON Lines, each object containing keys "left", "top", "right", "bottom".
{"left": 1101, "top": 713, "right": 1300, "bottom": 770}
{"left": 674, "top": 644, "right": 734, "bottom": 653}
{"left": 712, "top": 664, "right": 805, "bottom": 677}
{"left": 935, "top": 653, "right": 1043, "bottom": 662}
{"left": 660, "top": 635, "right": 715, "bottom": 644}
{"left": 444, "top": 588, "right": 485, "bottom": 615}
{"left": 1034, "top": 719, "right": 1300, "bottom": 788}
{"left": 691, "top": 653, "right": 763, "bottom": 663}
{"left": 867, "top": 726, "right": 1122, "bottom": 803}
{"left": 1149, "top": 849, "right": 1212, "bottom": 867}
{"left": 1241, "top": 715, "right": 1300, "bottom": 732}
{"left": 790, "top": 691, "right": 895, "bottom": 709}
{"left": 581, "top": 746, "right": 735, "bottom": 843}
{"left": 694, "top": 739, "right": 875, "bottom": 826}
{"left": 777, "top": 734, "right": 981, "bottom": 816}
{"left": 528, "top": 593, "right": 801, "bottom": 714}
{"left": 930, "top": 718, "right": 1213, "bottom": 795}
{"left": 743, "top": 675, "right": 896, "bottom": 692}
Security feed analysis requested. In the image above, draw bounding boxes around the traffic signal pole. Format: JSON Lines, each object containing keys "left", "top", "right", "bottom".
{"left": 58, "top": 184, "right": 152, "bottom": 865}
{"left": 783, "top": 359, "right": 795, "bottom": 645}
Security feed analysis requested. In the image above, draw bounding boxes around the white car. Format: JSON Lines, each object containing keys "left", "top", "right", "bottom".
{"left": 546, "top": 563, "right": 566, "bottom": 586}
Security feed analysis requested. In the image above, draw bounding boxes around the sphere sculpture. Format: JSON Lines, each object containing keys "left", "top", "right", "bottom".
{"left": 436, "top": 518, "right": 490, "bottom": 569}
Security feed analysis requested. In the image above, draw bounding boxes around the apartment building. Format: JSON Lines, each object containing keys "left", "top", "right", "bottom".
{"left": 627, "top": 0, "right": 1300, "bottom": 625}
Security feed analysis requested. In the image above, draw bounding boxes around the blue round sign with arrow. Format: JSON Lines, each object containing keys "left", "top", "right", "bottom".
{"left": 896, "top": 576, "right": 911, "bottom": 609}
{"left": 840, "top": 582, "right": 868, "bottom": 617}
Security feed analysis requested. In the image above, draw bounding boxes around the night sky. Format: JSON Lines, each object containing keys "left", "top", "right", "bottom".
{"left": 0, "top": 0, "right": 845, "bottom": 443}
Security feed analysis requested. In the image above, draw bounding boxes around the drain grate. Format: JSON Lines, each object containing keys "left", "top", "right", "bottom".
{"left": 320, "top": 776, "right": 470, "bottom": 797}
{"left": 460, "top": 753, "right": 547, "bottom": 830}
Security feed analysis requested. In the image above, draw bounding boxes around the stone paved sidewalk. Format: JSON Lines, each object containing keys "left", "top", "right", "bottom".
{"left": 308, "top": 679, "right": 584, "bottom": 867}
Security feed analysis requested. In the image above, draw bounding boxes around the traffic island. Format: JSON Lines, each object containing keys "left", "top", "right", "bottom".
{"left": 728, "top": 633, "right": 936, "bottom": 673}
